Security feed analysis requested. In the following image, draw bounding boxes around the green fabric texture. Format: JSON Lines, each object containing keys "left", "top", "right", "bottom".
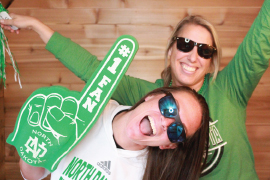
{"left": 45, "top": 0, "right": 270, "bottom": 179}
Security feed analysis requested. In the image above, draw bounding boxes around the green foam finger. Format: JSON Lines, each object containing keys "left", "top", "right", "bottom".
{"left": 6, "top": 35, "right": 138, "bottom": 172}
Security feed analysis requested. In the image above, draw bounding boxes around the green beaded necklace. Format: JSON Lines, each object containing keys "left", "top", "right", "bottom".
{"left": 169, "top": 79, "right": 173, "bottom": 87}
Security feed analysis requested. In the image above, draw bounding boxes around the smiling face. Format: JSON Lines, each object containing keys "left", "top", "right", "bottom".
{"left": 169, "top": 24, "right": 213, "bottom": 90}
{"left": 124, "top": 90, "right": 202, "bottom": 150}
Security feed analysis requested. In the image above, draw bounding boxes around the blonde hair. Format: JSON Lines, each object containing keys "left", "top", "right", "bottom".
{"left": 161, "top": 15, "right": 222, "bottom": 87}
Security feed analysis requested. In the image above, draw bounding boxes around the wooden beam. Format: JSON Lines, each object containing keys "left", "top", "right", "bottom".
{"left": 0, "top": 82, "right": 5, "bottom": 179}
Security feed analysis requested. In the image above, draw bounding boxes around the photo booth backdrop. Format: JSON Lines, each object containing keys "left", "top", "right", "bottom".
{"left": 1, "top": 0, "right": 269, "bottom": 179}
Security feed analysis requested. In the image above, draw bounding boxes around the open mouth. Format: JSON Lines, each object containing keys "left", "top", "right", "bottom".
{"left": 182, "top": 63, "right": 196, "bottom": 72}
{"left": 140, "top": 116, "right": 156, "bottom": 136}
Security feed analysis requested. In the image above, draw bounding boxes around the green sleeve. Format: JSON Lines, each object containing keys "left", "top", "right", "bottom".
{"left": 45, "top": 32, "right": 100, "bottom": 83}
{"left": 215, "top": 0, "right": 270, "bottom": 107}
{"left": 46, "top": 32, "right": 162, "bottom": 106}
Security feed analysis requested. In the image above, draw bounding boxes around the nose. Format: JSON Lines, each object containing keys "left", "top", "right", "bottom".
{"left": 187, "top": 46, "right": 198, "bottom": 62}
{"left": 161, "top": 117, "right": 175, "bottom": 131}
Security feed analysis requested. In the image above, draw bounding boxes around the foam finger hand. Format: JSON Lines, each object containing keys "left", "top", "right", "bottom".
{"left": 6, "top": 35, "right": 138, "bottom": 172}
{"left": 45, "top": 106, "right": 76, "bottom": 138}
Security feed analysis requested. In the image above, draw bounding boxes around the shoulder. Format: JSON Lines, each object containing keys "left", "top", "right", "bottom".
{"left": 102, "top": 100, "right": 131, "bottom": 119}
{"left": 155, "top": 79, "right": 164, "bottom": 86}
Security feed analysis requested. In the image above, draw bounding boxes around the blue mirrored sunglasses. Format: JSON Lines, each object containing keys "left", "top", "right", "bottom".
{"left": 158, "top": 91, "right": 186, "bottom": 143}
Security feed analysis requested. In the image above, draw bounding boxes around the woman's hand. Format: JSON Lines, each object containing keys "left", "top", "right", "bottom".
{"left": 0, "top": 13, "right": 54, "bottom": 44}
{"left": 0, "top": 13, "right": 39, "bottom": 33}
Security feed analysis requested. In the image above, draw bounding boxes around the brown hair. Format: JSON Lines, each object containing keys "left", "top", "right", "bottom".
{"left": 129, "top": 86, "right": 209, "bottom": 180}
{"left": 161, "top": 15, "right": 222, "bottom": 87}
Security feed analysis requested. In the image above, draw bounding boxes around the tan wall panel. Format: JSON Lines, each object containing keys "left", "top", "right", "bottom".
{"left": 66, "top": 0, "right": 264, "bottom": 8}
{"left": 31, "top": 9, "right": 97, "bottom": 24}
{"left": 11, "top": 0, "right": 68, "bottom": 8}
{"left": 97, "top": 8, "right": 187, "bottom": 25}
{"left": 5, "top": 9, "right": 96, "bottom": 24}
{"left": 256, "top": 169, "right": 270, "bottom": 180}
{"left": 125, "top": 0, "right": 264, "bottom": 8}
{"left": 5, "top": 128, "right": 18, "bottom": 162}
{"left": 0, "top": 159, "right": 4, "bottom": 180}
{"left": 246, "top": 69, "right": 270, "bottom": 125}
{"left": 254, "top": 152, "right": 270, "bottom": 170}
{"left": 10, "top": 0, "right": 52, "bottom": 8}
{"left": 67, "top": 0, "right": 122, "bottom": 9}
{"left": 246, "top": 110, "right": 270, "bottom": 125}
{"left": 5, "top": 162, "right": 23, "bottom": 180}
{"left": 83, "top": 24, "right": 172, "bottom": 39}
{"left": 0, "top": 83, "right": 5, "bottom": 179}
{"left": 6, "top": 8, "right": 260, "bottom": 30}
{"left": 5, "top": 62, "right": 82, "bottom": 84}
{"left": 31, "top": 9, "right": 96, "bottom": 24}
{"left": 5, "top": 109, "right": 20, "bottom": 127}
{"left": 0, "top": 129, "right": 4, "bottom": 178}
{"left": 96, "top": 8, "right": 259, "bottom": 28}
{"left": 247, "top": 125, "right": 270, "bottom": 151}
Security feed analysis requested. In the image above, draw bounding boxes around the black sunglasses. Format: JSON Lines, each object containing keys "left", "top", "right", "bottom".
{"left": 174, "top": 37, "right": 216, "bottom": 59}
{"left": 158, "top": 91, "right": 186, "bottom": 143}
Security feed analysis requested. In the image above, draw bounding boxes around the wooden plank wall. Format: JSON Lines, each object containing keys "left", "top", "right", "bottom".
{"left": 1, "top": 0, "right": 269, "bottom": 179}
{"left": 0, "top": 83, "right": 5, "bottom": 179}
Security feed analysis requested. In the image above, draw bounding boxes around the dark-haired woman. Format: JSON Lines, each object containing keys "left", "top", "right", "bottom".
{"left": 19, "top": 86, "right": 209, "bottom": 180}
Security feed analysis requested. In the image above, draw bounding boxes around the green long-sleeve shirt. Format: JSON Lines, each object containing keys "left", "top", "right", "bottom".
{"left": 45, "top": 0, "right": 270, "bottom": 179}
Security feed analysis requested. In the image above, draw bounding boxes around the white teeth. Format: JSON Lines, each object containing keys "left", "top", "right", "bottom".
{"left": 148, "top": 116, "right": 156, "bottom": 135}
{"left": 182, "top": 64, "right": 196, "bottom": 72}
